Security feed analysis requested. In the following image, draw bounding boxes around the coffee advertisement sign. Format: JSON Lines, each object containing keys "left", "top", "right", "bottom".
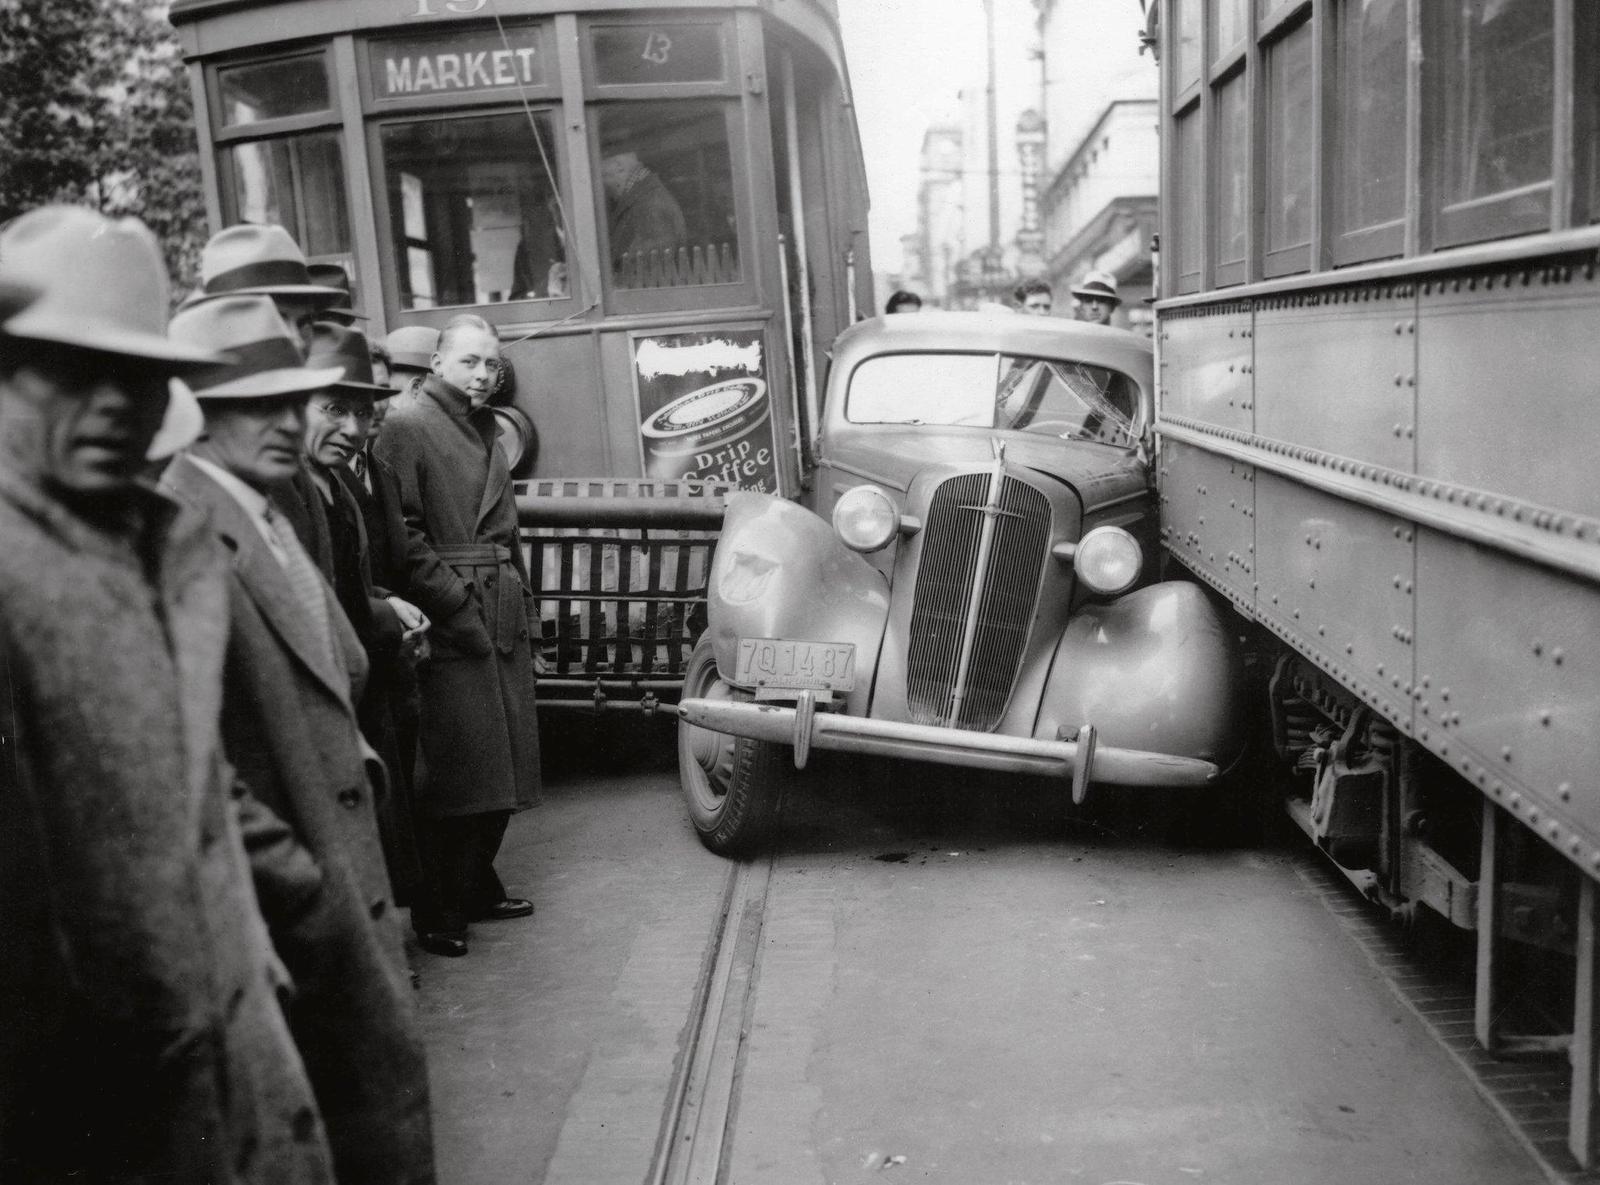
{"left": 633, "top": 328, "right": 778, "bottom": 492}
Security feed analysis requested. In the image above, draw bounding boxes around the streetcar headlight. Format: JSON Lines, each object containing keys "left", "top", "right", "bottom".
{"left": 1073, "top": 526, "right": 1142, "bottom": 596}
{"left": 832, "top": 485, "right": 900, "bottom": 553}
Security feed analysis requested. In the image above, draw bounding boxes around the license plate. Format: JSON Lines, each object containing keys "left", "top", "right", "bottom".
{"left": 736, "top": 638, "right": 856, "bottom": 691}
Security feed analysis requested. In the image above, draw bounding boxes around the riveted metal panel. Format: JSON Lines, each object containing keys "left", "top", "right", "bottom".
{"left": 1415, "top": 527, "right": 1600, "bottom": 866}
{"left": 1159, "top": 307, "right": 1254, "bottom": 433}
{"left": 1252, "top": 472, "right": 1417, "bottom": 733}
{"left": 1159, "top": 439, "right": 1255, "bottom": 609}
{"left": 1418, "top": 266, "right": 1600, "bottom": 521}
{"left": 1253, "top": 288, "right": 1417, "bottom": 470}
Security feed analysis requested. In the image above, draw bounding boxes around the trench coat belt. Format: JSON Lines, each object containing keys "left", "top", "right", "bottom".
{"left": 436, "top": 543, "right": 525, "bottom": 653}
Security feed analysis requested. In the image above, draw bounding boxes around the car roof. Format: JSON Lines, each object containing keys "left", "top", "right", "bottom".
{"left": 832, "top": 311, "right": 1153, "bottom": 381}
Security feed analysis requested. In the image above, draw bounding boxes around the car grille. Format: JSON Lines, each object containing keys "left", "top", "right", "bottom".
{"left": 906, "top": 473, "right": 1051, "bottom": 730}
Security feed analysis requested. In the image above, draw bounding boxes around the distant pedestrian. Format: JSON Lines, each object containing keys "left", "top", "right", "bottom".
{"left": 885, "top": 290, "right": 923, "bottom": 314}
{"left": 0, "top": 206, "right": 337, "bottom": 1183}
{"left": 1013, "top": 277, "right": 1053, "bottom": 316}
{"left": 162, "top": 295, "right": 437, "bottom": 1185}
{"left": 1072, "top": 269, "right": 1122, "bottom": 325}
{"left": 375, "top": 313, "right": 540, "bottom": 958}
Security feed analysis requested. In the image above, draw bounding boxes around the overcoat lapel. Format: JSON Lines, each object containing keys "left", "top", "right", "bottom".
{"left": 164, "top": 456, "right": 355, "bottom": 706}
{"left": 474, "top": 413, "right": 510, "bottom": 535}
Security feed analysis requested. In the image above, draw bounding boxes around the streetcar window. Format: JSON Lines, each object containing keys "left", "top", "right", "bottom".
{"left": 1174, "top": 108, "right": 1203, "bottom": 293}
{"left": 595, "top": 103, "right": 740, "bottom": 290}
{"left": 218, "top": 55, "right": 331, "bottom": 127}
{"left": 1264, "top": 20, "right": 1313, "bottom": 270}
{"left": 1214, "top": 0, "right": 1247, "bottom": 59}
{"left": 1332, "top": 0, "right": 1407, "bottom": 260}
{"left": 1173, "top": 0, "right": 1202, "bottom": 93}
{"left": 379, "top": 112, "right": 567, "bottom": 310}
{"left": 222, "top": 132, "right": 350, "bottom": 259}
{"left": 590, "top": 23, "right": 725, "bottom": 87}
{"left": 1435, "top": 0, "right": 1553, "bottom": 244}
{"left": 1214, "top": 72, "right": 1248, "bottom": 283}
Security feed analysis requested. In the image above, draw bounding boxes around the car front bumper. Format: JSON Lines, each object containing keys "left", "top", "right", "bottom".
{"left": 678, "top": 694, "right": 1220, "bottom": 797}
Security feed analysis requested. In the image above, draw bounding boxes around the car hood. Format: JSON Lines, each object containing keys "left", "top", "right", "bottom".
{"left": 822, "top": 428, "right": 1149, "bottom": 513}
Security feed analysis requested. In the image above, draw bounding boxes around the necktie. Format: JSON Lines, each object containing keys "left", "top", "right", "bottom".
{"left": 263, "top": 503, "right": 334, "bottom": 663}
{"left": 350, "top": 449, "right": 370, "bottom": 493}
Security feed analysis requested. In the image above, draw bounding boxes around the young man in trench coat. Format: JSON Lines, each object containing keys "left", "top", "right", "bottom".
{"left": 375, "top": 313, "right": 540, "bottom": 957}
{"left": 160, "top": 295, "right": 436, "bottom": 1185}
{"left": 0, "top": 206, "right": 338, "bottom": 1183}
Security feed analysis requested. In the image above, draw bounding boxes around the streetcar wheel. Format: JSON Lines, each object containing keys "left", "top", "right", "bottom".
{"left": 678, "top": 635, "right": 787, "bottom": 856}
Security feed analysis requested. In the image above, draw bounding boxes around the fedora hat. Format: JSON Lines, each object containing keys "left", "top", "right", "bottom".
{"left": 0, "top": 205, "right": 220, "bottom": 367}
{"left": 1070, "top": 269, "right": 1122, "bottom": 305}
{"left": 197, "top": 224, "right": 345, "bottom": 303}
{"left": 384, "top": 325, "right": 440, "bottom": 374}
{"left": 306, "top": 262, "right": 368, "bottom": 323}
{"left": 169, "top": 295, "right": 343, "bottom": 401}
{"left": 307, "top": 324, "right": 393, "bottom": 397}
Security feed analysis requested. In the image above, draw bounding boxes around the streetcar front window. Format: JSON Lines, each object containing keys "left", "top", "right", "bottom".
{"left": 223, "top": 132, "right": 350, "bottom": 259}
{"left": 595, "top": 103, "right": 740, "bottom": 289}
{"left": 379, "top": 112, "right": 567, "bottom": 310}
{"left": 218, "top": 55, "right": 331, "bottom": 126}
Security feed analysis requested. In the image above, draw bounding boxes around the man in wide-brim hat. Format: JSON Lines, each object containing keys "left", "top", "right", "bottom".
{"left": 1071, "top": 268, "right": 1123, "bottom": 326}
{"left": 300, "top": 323, "right": 431, "bottom": 909}
{"left": 190, "top": 223, "right": 345, "bottom": 358}
{"left": 161, "top": 295, "right": 437, "bottom": 1185}
{"left": 0, "top": 205, "right": 338, "bottom": 1183}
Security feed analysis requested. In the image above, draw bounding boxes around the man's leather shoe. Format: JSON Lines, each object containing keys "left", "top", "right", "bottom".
{"left": 416, "top": 932, "right": 468, "bottom": 957}
{"left": 470, "top": 897, "right": 534, "bottom": 922}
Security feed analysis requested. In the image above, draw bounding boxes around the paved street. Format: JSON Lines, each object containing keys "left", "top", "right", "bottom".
{"left": 419, "top": 737, "right": 1548, "bottom": 1185}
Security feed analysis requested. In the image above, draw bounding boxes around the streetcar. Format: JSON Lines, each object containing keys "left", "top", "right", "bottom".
{"left": 167, "top": 0, "right": 872, "bottom": 709}
{"left": 1148, "top": 0, "right": 1600, "bottom": 1166}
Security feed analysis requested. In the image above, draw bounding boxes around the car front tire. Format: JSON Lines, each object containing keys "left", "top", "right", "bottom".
{"left": 678, "top": 634, "right": 787, "bottom": 856}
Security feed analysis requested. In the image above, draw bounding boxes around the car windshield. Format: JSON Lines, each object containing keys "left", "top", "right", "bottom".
{"left": 846, "top": 352, "right": 1139, "bottom": 446}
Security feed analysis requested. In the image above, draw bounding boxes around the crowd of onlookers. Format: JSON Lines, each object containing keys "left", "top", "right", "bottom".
{"left": 0, "top": 204, "right": 541, "bottom": 1183}
{"left": 882, "top": 268, "right": 1125, "bottom": 322}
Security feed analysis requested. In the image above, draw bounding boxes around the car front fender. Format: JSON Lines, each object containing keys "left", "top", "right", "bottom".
{"left": 1033, "top": 581, "right": 1246, "bottom": 772}
{"left": 708, "top": 492, "right": 891, "bottom": 715}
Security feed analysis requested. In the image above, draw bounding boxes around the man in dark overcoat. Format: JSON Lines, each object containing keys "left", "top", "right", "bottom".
{"left": 375, "top": 312, "right": 540, "bottom": 957}
{"left": 0, "top": 206, "right": 337, "bottom": 1182}
{"left": 160, "top": 295, "right": 436, "bottom": 1185}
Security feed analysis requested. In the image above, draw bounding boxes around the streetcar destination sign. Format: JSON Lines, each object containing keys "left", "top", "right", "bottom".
{"left": 374, "top": 28, "right": 544, "bottom": 97}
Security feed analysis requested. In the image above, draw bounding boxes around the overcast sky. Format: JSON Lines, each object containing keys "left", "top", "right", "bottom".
{"left": 836, "top": 0, "right": 1000, "bottom": 271}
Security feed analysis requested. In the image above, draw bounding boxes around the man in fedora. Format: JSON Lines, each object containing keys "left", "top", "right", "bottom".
{"left": 307, "top": 262, "right": 368, "bottom": 328}
{"left": 1072, "top": 268, "right": 1123, "bottom": 326}
{"left": 161, "top": 295, "right": 436, "bottom": 1185}
{"left": 375, "top": 313, "right": 540, "bottom": 957}
{"left": 0, "top": 206, "right": 337, "bottom": 1182}
{"left": 193, "top": 223, "right": 344, "bottom": 358}
{"left": 302, "top": 322, "right": 429, "bottom": 906}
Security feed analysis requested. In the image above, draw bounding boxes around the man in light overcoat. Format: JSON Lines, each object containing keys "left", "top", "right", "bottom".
{"left": 160, "top": 295, "right": 436, "bottom": 1185}
{"left": 0, "top": 206, "right": 338, "bottom": 1183}
{"left": 375, "top": 313, "right": 540, "bottom": 957}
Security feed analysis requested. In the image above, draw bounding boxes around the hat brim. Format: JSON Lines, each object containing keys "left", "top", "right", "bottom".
{"left": 189, "top": 364, "right": 345, "bottom": 401}
{"left": 317, "top": 307, "right": 370, "bottom": 323}
{"left": 0, "top": 278, "right": 39, "bottom": 321}
{"left": 184, "top": 285, "right": 347, "bottom": 310}
{"left": 332, "top": 377, "right": 398, "bottom": 398}
{"left": 389, "top": 357, "right": 434, "bottom": 373}
{"left": 1071, "top": 289, "right": 1122, "bottom": 304}
{"left": 3, "top": 308, "right": 226, "bottom": 369}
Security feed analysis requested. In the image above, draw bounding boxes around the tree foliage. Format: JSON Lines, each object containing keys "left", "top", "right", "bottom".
{"left": 0, "top": 0, "right": 206, "bottom": 290}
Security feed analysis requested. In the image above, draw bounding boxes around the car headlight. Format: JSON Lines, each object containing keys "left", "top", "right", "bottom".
{"left": 832, "top": 485, "right": 900, "bottom": 553}
{"left": 1073, "top": 526, "right": 1142, "bottom": 596}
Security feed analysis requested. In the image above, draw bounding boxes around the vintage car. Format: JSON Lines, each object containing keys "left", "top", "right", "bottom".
{"left": 677, "top": 311, "right": 1245, "bottom": 854}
